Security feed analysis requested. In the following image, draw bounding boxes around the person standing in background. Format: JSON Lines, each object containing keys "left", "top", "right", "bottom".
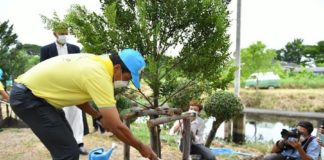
{"left": 0, "top": 68, "right": 9, "bottom": 103}
{"left": 40, "top": 21, "right": 89, "bottom": 155}
{"left": 0, "top": 68, "right": 9, "bottom": 123}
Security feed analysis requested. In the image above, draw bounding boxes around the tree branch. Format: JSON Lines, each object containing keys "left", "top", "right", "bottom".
{"left": 138, "top": 89, "right": 154, "bottom": 108}
{"left": 160, "top": 80, "right": 194, "bottom": 106}
{"left": 127, "top": 88, "right": 154, "bottom": 108}
{"left": 158, "top": 53, "right": 190, "bottom": 80}
{"left": 120, "top": 94, "right": 149, "bottom": 109}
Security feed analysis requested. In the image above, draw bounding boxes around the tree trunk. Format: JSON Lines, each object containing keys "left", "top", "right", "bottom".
{"left": 149, "top": 68, "right": 162, "bottom": 157}
{"left": 123, "top": 120, "right": 131, "bottom": 160}
{"left": 205, "top": 120, "right": 222, "bottom": 147}
{"left": 149, "top": 91, "right": 161, "bottom": 157}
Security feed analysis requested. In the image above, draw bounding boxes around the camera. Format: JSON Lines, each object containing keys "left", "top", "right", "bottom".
{"left": 280, "top": 128, "right": 301, "bottom": 150}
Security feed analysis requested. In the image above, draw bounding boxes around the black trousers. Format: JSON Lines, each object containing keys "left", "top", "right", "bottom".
{"left": 180, "top": 139, "right": 216, "bottom": 160}
{"left": 10, "top": 84, "right": 79, "bottom": 160}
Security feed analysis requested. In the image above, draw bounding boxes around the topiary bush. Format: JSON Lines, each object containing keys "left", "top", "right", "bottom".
{"left": 204, "top": 91, "right": 244, "bottom": 147}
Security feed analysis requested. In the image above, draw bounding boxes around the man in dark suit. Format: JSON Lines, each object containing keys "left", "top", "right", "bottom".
{"left": 40, "top": 42, "right": 80, "bottom": 61}
{"left": 40, "top": 22, "right": 89, "bottom": 155}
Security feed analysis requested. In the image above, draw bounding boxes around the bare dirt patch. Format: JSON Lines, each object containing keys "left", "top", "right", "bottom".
{"left": 0, "top": 128, "right": 183, "bottom": 160}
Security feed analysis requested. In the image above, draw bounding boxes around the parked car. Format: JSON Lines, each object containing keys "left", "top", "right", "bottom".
{"left": 245, "top": 72, "right": 280, "bottom": 89}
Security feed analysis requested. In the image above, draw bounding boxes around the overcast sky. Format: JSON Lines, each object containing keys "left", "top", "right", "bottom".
{"left": 0, "top": 0, "right": 323, "bottom": 52}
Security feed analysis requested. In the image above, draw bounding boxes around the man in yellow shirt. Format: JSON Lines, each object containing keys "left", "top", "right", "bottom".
{"left": 41, "top": 22, "right": 89, "bottom": 155}
{"left": 9, "top": 49, "right": 158, "bottom": 160}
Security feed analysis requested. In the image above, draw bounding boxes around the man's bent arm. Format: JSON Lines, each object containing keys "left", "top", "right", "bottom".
{"left": 76, "top": 102, "right": 101, "bottom": 118}
{"left": 98, "top": 107, "right": 157, "bottom": 160}
{"left": 0, "top": 90, "right": 9, "bottom": 102}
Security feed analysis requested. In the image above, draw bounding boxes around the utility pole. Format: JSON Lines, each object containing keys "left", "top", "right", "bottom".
{"left": 234, "top": 0, "right": 242, "bottom": 95}
{"left": 232, "top": 0, "right": 245, "bottom": 144}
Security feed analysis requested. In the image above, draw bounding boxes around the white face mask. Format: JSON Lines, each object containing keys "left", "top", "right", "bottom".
{"left": 114, "top": 81, "right": 129, "bottom": 88}
{"left": 114, "top": 73, "right": 129, "bottom": 88}
{"left": 57, "top": 35, "right": 67, "bottom": 44}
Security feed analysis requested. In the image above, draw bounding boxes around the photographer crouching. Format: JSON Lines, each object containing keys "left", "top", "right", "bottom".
{"left": 264, "top": 121, "right": 321, "bottom": 160}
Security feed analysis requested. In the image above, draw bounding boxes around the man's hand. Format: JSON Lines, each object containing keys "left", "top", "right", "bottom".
{"left": 138, "top": 143, "right": 158, "bottom": 160}
{"left": 287, "top": 139, "right": 302, "bottom": 149}
{"left": 287, "top": 138, "right": 312, "bottom": 160}
{"left": 94, "top": 118, "right": 107, "bottom": 133}
{"left": 99, "top": 107, "right": 158, "bottom": 160}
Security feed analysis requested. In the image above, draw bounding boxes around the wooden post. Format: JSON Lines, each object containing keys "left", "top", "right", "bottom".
{"left": 147, "top": 113, "right": 196, "bottom": 127}
{"left": 124, "top": 120, "right": 130, "bottom": 160}
{"left": 150, "top": 119, "right": 161, "bottom": 158}
{"left": 182, "top": 118, "right": 191, "bottom": 160}
{"left": 146, "top": 112, "right": 195, "bottom": 160}
{"left": 123, "top": 108, "right": 182, "bottom": 121}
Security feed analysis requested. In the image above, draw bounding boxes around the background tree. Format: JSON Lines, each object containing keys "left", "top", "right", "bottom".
{"left": 5, "top": 44, "right": 40, "bottom": 83}
{"left": 0, "top": 21, "right": 40, "bottom": 88}
{"left": 276, "top": 39, "right": 305, "bottom": 65}
{"left": 297, "top": 41, "right": 324, "bottom": 67}
{"left": 0, "top": 20, "right": 18, "bottom": 85}
{"left": 62, "top": 0, "right": 232, "bottom": 156}
{"left": 204, "top": 91, "right": 243, "bottom": 147}
{"left": 315, "top": 41, "right": 324, "bottom": 66}
{"left": 21, "top": 44, "right": 41, "bottom": 56}
{"left": 241, "top": 41, "right": 279, "bottom": 80}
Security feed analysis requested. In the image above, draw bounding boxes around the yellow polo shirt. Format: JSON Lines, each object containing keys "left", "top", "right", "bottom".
{"left": 15, "top": 53, "right": 116, "bottom": 109}
{"left": 0, "top": 82, "right": 4, "bottom": 91}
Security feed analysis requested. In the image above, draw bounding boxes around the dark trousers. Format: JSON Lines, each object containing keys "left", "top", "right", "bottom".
{"left": 10, "top": 84, "right": 79, "bottom": 160}
{"left": 180, "top": 139, "right": 216, "bottom": 160}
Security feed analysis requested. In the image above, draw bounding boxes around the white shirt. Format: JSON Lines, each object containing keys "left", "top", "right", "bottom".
{"left": 55, "top": 42, "right": 68, "bottom": 56}
{"left": 169, "top": 116, "right": 206, "bottom": 144}
{"left": 190, "top": 117, "right": 205, "bottom": 144}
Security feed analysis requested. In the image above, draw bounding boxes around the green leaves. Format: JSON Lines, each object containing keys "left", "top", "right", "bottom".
{"left": 241, "top": 41, "right": 278, "bottom": 80}
{"left": 277, "top": 39, "right": 305, "bottom": 65}
{"left": 104, "top": 2, "right": 117, "bottom": 28}
{"left": 0, "top": 20, "right": 18, "bottom": 85}
{"left": 63, "top": 0, "right": 232, "bottom": 108}
{"left": 204, "top": 91, "right": 243, "bottom": 121}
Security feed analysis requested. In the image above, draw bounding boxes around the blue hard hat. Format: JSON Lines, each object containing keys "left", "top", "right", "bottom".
{"left": 119, "top": 49, "right": 145, "bottom": 89}
{"left": 0, "top": 68, "right": 3, "bottom": 80}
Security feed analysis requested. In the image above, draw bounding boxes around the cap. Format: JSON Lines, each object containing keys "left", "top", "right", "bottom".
{"left": 119, "top": 49, "right": 145, "bottom": 89}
